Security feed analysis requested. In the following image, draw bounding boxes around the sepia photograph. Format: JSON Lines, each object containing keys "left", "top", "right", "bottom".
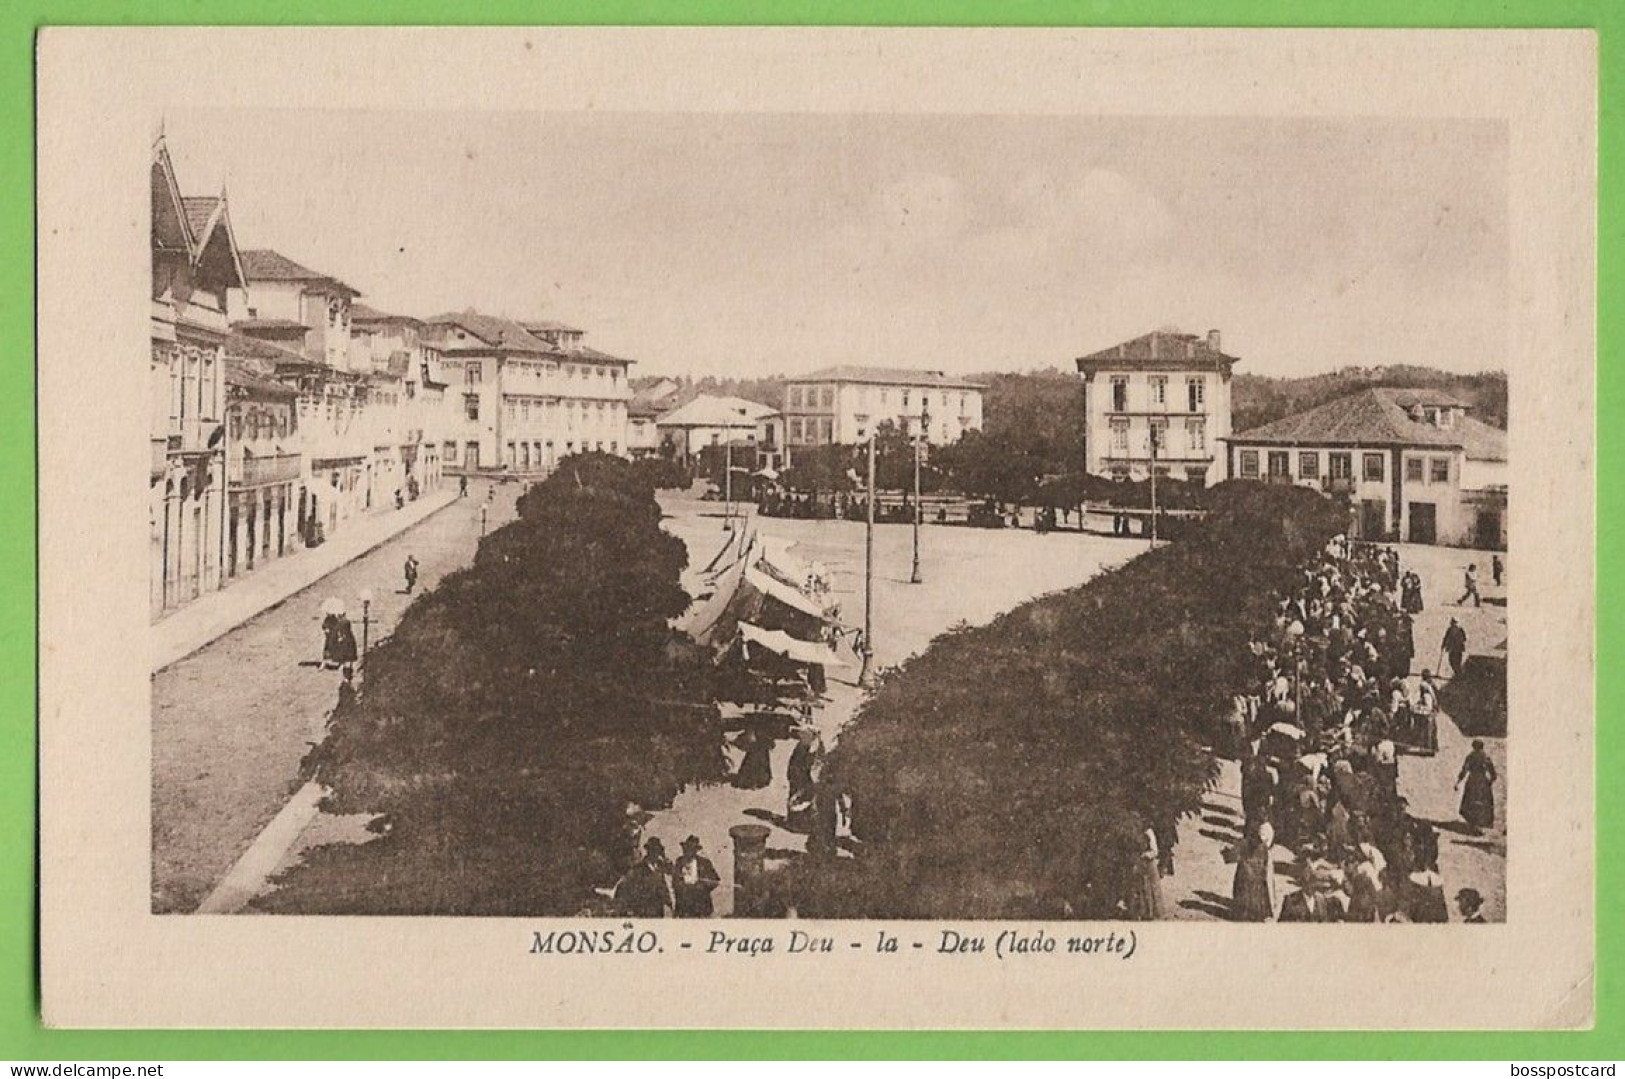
{"left": 37, "top": 27, "right": 1594, "bottom": 1030}
{"left": 147, "top": 107, "right": 1510, "bottom": 924}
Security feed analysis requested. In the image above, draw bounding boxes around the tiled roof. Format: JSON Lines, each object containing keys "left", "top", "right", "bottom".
{"left": 520, "top": 318, "right": 583, "bottom": 335}
{"left": 789, "top": 365, "right": 985, "bottom": 390}
{"left": 231, "top": 317, "right": 307, "bottom": 335}
{"left": 574, "top": 344, "right": 634, "bottom": 366}
{"left": 223, "top": 332, "right": 319, "bottom": 372}
{"left": 425, "top": 310, "right": 560, "bottom": 354}
{"left": 350, "top": 302, "right": 422, "bottom": 325}
{"left": 240, "top": 249, "right": 360, "bottom": 297}
{"left": 656, "top": 394, "right": 777, "bottom": 428}
{"left": 1076, "top": 330, "right": 1240, "bottom": 370}
{"left": 224, "top": 356, "right": 298, "bottom": 399}
{"left": 1230, "top": 387, "right": 1507, "bottom": 458}
{"left": 627, "top": 393, "right": 665, "bottom": 419}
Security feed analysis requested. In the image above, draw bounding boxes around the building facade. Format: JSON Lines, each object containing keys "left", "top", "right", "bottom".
{"left": 427, "top": 311, "right": 633, "bottom": 474}
{"left": 350, "top": 303, "right": 447, "bottom": 500}
{"left": 1075, "top": 329, "right": 1237, "bottom": 485}
{"left": 150, "top": 137, "right": 243, "bottom": 620}
{"left": 780, "top": 366, "right": 985, "bottom": 452}
{"left": 222, "top": 353, "right": 302, "bottom": 580}
{"left": 1226, "top": 387, "right": 1508, "bottom": 548}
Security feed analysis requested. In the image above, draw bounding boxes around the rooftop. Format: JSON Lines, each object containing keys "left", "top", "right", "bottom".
{"left": 239, "top": 249, "right": 361, "bottom": 297}
{"left": 789, "top": 365, "right": 986, "bottom": 390}
{"left": 520, "top": 318, "right": 584, "bottom": 335}
{"left": 1076, "top": 330, "right": 1241, "bottom": 371}
{"left": 1230, "top": 387, "right": 1507, "bottom": 460}
{"left": 425, "top": 311, "right": 559, "bottom": 354}
{"left": 350, "top": 302, "right": 423, "bottom": 326}
{"left": 656, "top": 394, "right": 778, "bottom": 429}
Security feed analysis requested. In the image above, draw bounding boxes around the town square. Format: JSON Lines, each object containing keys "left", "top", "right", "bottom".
{"left": 149, "top": 109, "right": 1509, "bottom": 925}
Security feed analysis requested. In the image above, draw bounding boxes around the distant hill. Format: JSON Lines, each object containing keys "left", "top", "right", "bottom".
{"left": 1233, "top": 366, "right": 1507, "bottom": 433}
{"left": 630, "top": 374, "right": 783, "bottom": 410}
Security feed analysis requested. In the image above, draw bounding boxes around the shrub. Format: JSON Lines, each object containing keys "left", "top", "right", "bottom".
{"left": 790, "top": 482, "right": 1344, "bottom": 918}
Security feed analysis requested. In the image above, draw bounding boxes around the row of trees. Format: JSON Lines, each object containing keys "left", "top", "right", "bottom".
{"left": 260, "top": 454, "right": 724, "bottom": 914}
{"left": 788, "top": 482, "right": 1347, "bottom": 918}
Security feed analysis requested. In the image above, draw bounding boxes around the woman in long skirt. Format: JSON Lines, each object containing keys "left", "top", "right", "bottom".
{"left": 1125, "top": 828, "right": 1166, "bottom": 920}
{"left": 731, "top": 723, "right": 774, "bottom": 790}
{"left": 1456, "top": 739, "right": 1498, "bottom": 833}
{"left": 1231, "top": 822, "right": 1277, "bottom": 922}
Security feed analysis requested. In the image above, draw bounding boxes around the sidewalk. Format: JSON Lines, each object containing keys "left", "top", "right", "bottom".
{"left": 151, "top": 488, "right": 458, "bottom": 674}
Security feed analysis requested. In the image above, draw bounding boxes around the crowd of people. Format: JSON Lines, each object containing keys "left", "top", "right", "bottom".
{"left": 1222, "top": 539, "right": 1500, "bottom": 923}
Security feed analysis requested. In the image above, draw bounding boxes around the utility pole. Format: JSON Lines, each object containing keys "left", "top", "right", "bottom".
{"left": 724, "top": 437, "right": 734, "bottom": 530}
{"left": 910, "top": 405, "right": 929, "bottom": 584}
{"left": 859, "top": 425, "right": 877, "bottom": 689}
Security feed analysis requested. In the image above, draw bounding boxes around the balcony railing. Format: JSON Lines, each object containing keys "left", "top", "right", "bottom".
{"left": 229, "top": 452, "right": 302, "bottom": 488}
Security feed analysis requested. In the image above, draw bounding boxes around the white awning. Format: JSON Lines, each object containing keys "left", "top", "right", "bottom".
{"left": 738, "top": 621, "right": 850, "bottom": 668}
{"left": 745, "top": 565, "right": 831, "bottom": 621}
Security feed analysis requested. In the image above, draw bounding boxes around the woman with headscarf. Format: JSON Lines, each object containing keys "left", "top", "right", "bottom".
{"left": 1125, "top": 827, "right": 1166, "bottom": 921}
{"left": 1456, "top": 739, "right": 1499, "bottom": 833}
{"left": 1231, "top": 821, "right": 1277, "bottom": 922}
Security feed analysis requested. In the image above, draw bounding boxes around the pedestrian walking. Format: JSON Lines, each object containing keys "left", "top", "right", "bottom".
{"left": 1231, "top": 821, "right": 1277, "bottom": 922}
{"left": 1458, "top": 563, "right": 1482, "bottom": 607}
{"left": 458, "top": 474, "right": 468, "bottom": 498}
{"left": 1456, "top": 739, "right": 1499, "bottom": 834}
{"left": 1124, "top": 827, "right": 1166, "bottom": 920}
{"left": 1492, "top": 554, "right": 1504, "bottom": 587}
{"left": 672, "top": 835, "right": 721, "bottom": 918}
{"left": 786, "top": 725, "right": 824, "bottom": 831}
{"left": 403, "top": 554, "right": 420, "bottom": 595}
{"left": 1441, "top": 617, "right": 1468, "bottom": 677}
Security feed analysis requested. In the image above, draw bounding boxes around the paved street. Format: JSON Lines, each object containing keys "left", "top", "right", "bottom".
{"left": 645, "top": 493, "right": 1142, "bottom": 915}
{"left": 151, "top": 479, "right": 518, "bottom": 913}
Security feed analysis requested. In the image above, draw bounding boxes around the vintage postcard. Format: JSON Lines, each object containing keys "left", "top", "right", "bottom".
{"left": 37, "top": 27, "right": 1594, "bottom": 1028}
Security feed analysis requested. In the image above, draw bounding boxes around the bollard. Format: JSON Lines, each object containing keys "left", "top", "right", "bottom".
{"left": 729, "top": 823, "right": 772, "bottom": 917}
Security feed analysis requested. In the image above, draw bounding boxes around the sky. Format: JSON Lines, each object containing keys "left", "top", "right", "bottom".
{"left": 166, "top": 110, "right": 1508, "bottom": 380}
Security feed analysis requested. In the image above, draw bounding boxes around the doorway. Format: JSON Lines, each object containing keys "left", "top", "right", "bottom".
{"left": 1407, "top": 502, "right": 1437, "bottom": 545}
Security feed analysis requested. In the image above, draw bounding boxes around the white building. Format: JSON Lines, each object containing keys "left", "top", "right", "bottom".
{"left": 780, "top": 366, "right": 985, "bottom": 451}
{"left": 1075, "top": 329, "right": 1238, "bottom": 485}
{"left": 1226, "top": 387, "right": 1508, "bottom": 548}
{"left": 426, "top": 311, "right": 633, "bottom": 474}
{"left": 655, "top": 395, "right": 777, "bottom": 460}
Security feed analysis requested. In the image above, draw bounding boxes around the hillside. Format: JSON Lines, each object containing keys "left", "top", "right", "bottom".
{"left": 1232, "top": 366, "right": 1507, "bottom": 432}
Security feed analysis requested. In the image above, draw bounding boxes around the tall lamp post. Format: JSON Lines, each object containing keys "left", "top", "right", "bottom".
{"left": 858, "top": 419, "right": 877, "bottom": 689}
{"left": 1148, "top": 423, "right": 1161, "bottom": 549}
{"left": 723, "top": 437, "right": 734, "bottom": 530}
{"left": 910, "top": 404, "right": 929, "bottom": 584}
{"left": 358, "top": 588, "right": 374, "bottom": 669}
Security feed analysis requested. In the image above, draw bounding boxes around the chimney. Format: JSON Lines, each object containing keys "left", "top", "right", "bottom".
{"left": 1207, "top": 329, "right": 1221, "bottom": 353}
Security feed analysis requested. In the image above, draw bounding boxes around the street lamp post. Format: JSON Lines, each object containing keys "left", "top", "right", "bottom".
{"left": 859, "top": 422, "right": 877, "bottom": 689}
{"left": 910, "top": 405, "right": 929, "bottom": 584}
{"left": 724, "top": 437, "right": 734, "bottom": 530}
{"left": 480, "top": 504, "right": 488, "bottom": 537}
{"left": 1148, "top": 424, "right": 1161, "bottom": 549}
{"left": 358, "top": 588, "right": 374, "bottom": 668}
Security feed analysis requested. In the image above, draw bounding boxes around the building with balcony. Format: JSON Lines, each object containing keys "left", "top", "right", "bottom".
{"left": 1075, "top": 329, "right": 1238, "bottom": 485}
{"left": 222, "top": 348, "right": 301, "bottom": 580}
{"left": 426, "top": 311, "right": 633, "bottom": 474}
{"left": 1225, "top": 387, "right": 1508, "bottom": 548}
{"left": 350, "top": 303, "right": 447, "bottom": 502}
{"left": 150, "top": 135, "right": 244, "bottom": 620}
{"left": 780, "top": 366, "right": 985, "bottom": 452}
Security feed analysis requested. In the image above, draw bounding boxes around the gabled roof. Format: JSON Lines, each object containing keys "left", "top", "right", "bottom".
{"left": 224, "top": 331, "right": 319, "bottom": 371}
{"left": 656, "top": 394, "right": 777, "bottom": 429}
{"left": 1230, "top": 387, "right": 1508, "bottom": 459}
{"left": 181, "top": 196, "right": 221, "bottom": 241}
{"left": 627, "top": 394, "right": 665, "bottom": 419}
{"left": 151, "top": 138, "right": 192, "bottom": 255}
{"left": 573, "top": 344, "right": 634, "bottom": 367}
{"left": 231, "top": 317, "right": 307, "bottom": 336}
{"left": 351, "top": 302, "right": 423, "bottom": 326}
{"left": 224, "top": 356, "right": 298, "bottom": 399}
{"left": 240, "top": 249, "right": 361, "bottom": 298}
{"left": 790, "top": 365, "right": 985, "bottom": 390}
{"left": 1076, "top": 330, "right": 1240, "bottom": 372}
{"left": 424, "top": 310, "right": 560, "bottom": 354}
{"left": 520, "top": 318, "right": 583, "bottom": 335}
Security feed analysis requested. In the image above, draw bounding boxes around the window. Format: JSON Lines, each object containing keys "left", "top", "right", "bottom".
{"left": 1109, "top": 417, "right": 1130, "bottom": 453}
{"left": 1406, "top": 458, "right": 1425, "bottom": 483}
{"left": 819, "top": 417, "right": 834, "bottom": 443}
{"left": 444, "top": 441, "right": 457, "bottom": 463}
{"left": 903, "top": 390, "right": 911, "bottom": 408}
{"left": 819, "top": 386, "right": 834, "bottom": 409}
{"left": 1149, "top": 417, "right": 1169, "bottom": 454}
{"left": 521, "top": 400, "right": 531, "bottom": 421}
{"left": 1150, "top": 376, "right": 1167, "bottom": 407}
{"left": 1431, "top": 457, "right": 1451, "bottom": 483}
{"left": 1267, "top": 451, "right": 1290, "bottom": 478}
{"left": 1330, "top": 452, "right": 1353, "bottom": 480}
{"left": 1187, "top": 418, "right": 1207, "bottom": 452}
{"left": 466, "top": 362, "right": 482, "bottom": 385}
{"left": 1239, "top": 450, "right": 1260, "bottom": 479}
{"left": 788, "top": 386, "right": 801, "bottom": 408}
{"left": 788, "top": 418, "right": 803, "bottom": 443}
{"left": 1187, "top": 377, "right": 1205, "bottom": 412}
{"left": 463, "top": 394, "right": 480, "bottom": 421}
{"left": 1111, "top": 377, "right": 1128, "bottom": 412}
{"left": 1299, "top": 451, "right": 1320, "bottom": 479}
{"left": 1363, "top": 452, "right": 1385, "bottom": 482}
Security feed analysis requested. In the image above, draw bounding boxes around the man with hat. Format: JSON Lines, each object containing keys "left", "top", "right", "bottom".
{"left": 1456, "top": 888, "right": 1487, "bottom": 923}
{"left": 613, "top": 838, "right": 673, "bottom": 919}
{"left": 672, "top": 835, "right": 721, "bottom": 918}
{"left": 1278, "top": 862, "right": 1346, "bottom": 922}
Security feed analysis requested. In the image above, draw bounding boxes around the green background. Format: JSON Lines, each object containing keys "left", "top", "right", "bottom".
{"left": 5, "top": 0, "right": 1616, "bottom": 1060}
